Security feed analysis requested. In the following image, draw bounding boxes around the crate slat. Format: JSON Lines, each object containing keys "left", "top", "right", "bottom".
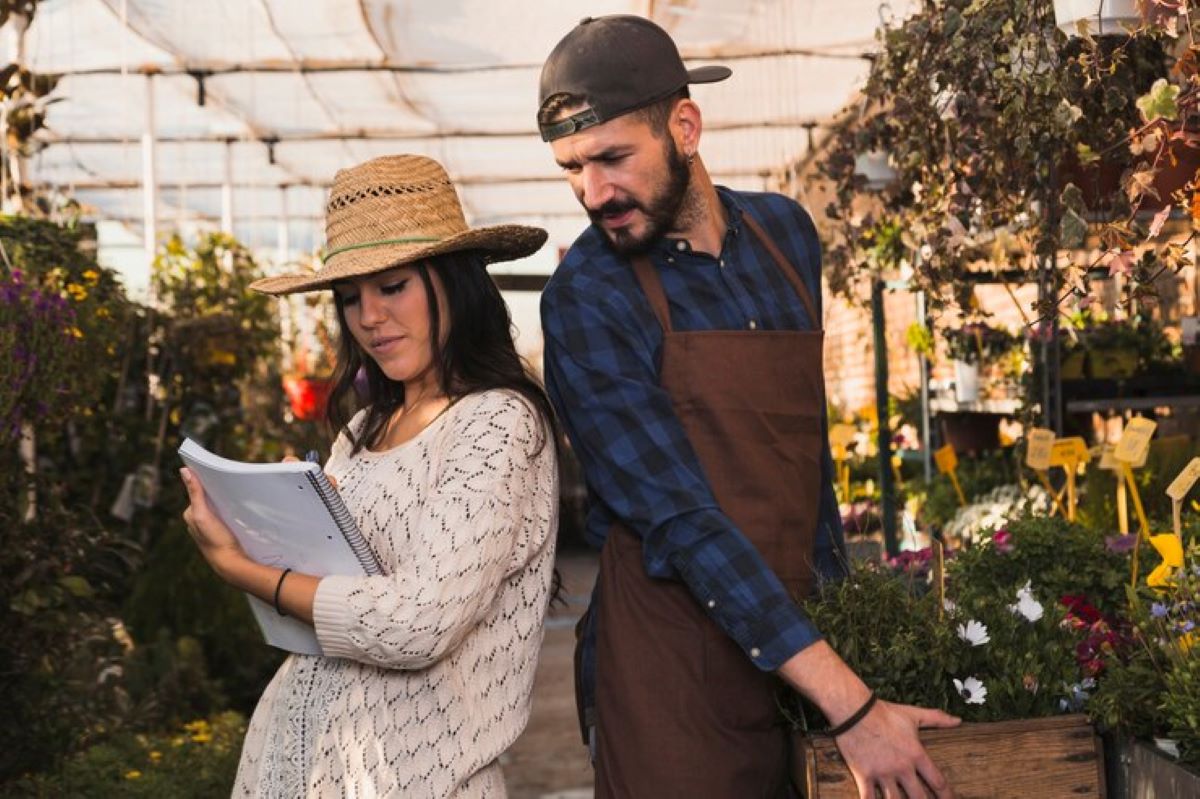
{"left": 799, "top": 714, "right": 1105, "bottom": 799}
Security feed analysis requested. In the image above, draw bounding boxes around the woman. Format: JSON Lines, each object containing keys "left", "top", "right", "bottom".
{"left": 179, "top": 154, "right": 559, "bottom": 797}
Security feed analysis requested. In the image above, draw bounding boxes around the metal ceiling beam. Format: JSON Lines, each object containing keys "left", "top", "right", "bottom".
{"left": 53, "top": 169, "right": 773, "bottom": 191}
{"left": 35, "top": 118, "right": 823, "bottom": 146}
{"left": 47, "top": 47, "right": 871, "bottom": 79}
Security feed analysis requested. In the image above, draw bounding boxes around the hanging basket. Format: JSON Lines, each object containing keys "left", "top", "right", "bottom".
{"left": 282, "top": 374, "right": 333, "bottom": 421}
{"left": 1061, "top": 133, "right": 1200, "bottom": 215}
{"left": 1053, "top": 0, "right": 1141, "bottom": 38}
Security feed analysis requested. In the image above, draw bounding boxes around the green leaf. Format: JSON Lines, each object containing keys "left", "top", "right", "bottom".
{"left": 1136, "top": 78, "right": 1180, "bottom": 124}
{"left": 1059, "top": 209, "right": 1089, "bottom": 249}
{"left": 58, "top": 575, "right": 94, "bottom": 598}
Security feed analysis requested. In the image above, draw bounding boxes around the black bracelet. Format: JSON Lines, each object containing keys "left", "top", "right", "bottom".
{"left": 822, "top": 692, "right": 878, "bottom": 738}
{"left": 273, "top": 568, "right": 293, "bottom": 617}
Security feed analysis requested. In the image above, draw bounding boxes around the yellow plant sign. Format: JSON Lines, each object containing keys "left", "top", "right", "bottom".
{"left": 1025, "top": 428, "right": 1055, "bottom": 471}
{"left": 1114, "top": 417, "right": 1156, "bottom": 465}
{"left": 934, "top": 444, "right": 966, "bottom": 507}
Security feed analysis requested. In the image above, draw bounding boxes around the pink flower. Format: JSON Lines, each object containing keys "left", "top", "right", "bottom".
{"left": 992, "top": 529, "right": 1012, "bottom": 553}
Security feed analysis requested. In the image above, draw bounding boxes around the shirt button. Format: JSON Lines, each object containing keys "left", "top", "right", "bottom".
{"left": 750, "top": 647, "right": 762, "bottom": 658}
{"left": 718, "top": 259, "right": 725, "bottom": 268}
{"left": 748, "top": 320, "right": 758, "bottom": 330}
{"left": 666, "top": 256, "right": 675, "bottom": 264}
{"left": 706, "top": 599, "right": 716, "bottom": 609}
{"left": 676, "top": 240, "right": 687, "bottom": 252}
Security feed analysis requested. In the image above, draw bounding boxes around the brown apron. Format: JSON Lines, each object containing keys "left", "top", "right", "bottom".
{"left": 589, "top": 216, "right": 826, "bottom": 798}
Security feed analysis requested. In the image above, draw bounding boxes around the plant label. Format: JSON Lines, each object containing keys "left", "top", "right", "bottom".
{"left": 1114, "top": 417, "right": 1156, "bottom": 465}
{"left": 1049, "top": 437, "right": 1088, "bottom": 468}
{"left": 934, "top": 444, "right": 958, "bottom": 474}
{"left": 1098, "top": 444, "right": 1120, "bottom": 471}
{"left": 830, "top": 423, "right": 857, "bottom": 449}
{"left": 1166, "top": 457, "right": 1200, "bottom": 501}
{"left": 1026, "top": 428, "right": 1055, "bottom": 471}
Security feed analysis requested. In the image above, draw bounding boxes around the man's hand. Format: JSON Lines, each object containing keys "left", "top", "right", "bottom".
{"left": 835, "top": 697, "right": 959, "bottom": 799}
{"left": 778, "top": 640, "right": 959, "bottom": 799}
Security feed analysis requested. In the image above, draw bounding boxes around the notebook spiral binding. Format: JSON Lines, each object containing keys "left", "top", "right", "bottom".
{"left": 304, "top": 470, "right": 383, "bottom": 575}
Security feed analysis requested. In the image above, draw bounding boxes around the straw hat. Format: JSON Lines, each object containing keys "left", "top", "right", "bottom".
{"left": 251, "top": 155, "right": 547, "bottom": 295}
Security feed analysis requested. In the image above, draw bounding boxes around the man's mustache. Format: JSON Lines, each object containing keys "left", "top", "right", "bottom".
{"left": 586, "top": 198, "right": 641, "bottom": 223}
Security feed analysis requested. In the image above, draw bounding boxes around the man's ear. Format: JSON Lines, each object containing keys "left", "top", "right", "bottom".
{"left": 672, "top": 98, "right": 702, "bottom": 157}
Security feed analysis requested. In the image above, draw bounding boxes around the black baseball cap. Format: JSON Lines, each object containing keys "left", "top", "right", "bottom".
{"left": 537, "top": 15, "right": 732, "bottom": 142}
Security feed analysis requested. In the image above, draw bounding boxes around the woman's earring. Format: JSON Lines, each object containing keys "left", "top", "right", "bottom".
{"left": 686, "top": 152, "right": 696, "bottom": 165}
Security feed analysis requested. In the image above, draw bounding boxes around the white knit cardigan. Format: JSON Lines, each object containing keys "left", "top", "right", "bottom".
{"left": 233, "top": 389, "right": 559, "bottom": 798}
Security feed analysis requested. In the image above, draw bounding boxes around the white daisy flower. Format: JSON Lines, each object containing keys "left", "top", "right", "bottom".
{"left": 953, "top": 676, "right": 988, "bottom": 705}
{"left": 957, "top": 619, "right": 990, "bottom": 646}
{"left": 943, "top": 598, "right": 957, "bottom": 615}
{"left": 1010, "top": 580, "right": 1044, "bottom": 622}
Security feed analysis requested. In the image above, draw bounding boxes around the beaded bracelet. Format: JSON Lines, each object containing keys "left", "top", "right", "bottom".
{"left": 821, "top": 692, "right": 878, "bottom": 738}
{"left": 273, "top": 568, "right": 293, "bottom": 617}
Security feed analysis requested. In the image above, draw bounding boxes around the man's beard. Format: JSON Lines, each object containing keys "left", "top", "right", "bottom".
{"left": 587, "top": 138, "right": 692, "bottom": 256}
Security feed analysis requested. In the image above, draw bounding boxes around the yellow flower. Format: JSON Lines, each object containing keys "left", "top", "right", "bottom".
{"left": 170, "top": 736, "right": 184, "bottom": 747}
{"left": 149, "top": 750, "right": 162, "bottom": 762}
{"left": 1177, "top": 633, "right": 1195, "bottom": 653}
{"left": 124, "top": 770, "right": 142, "bottom": 780}
{"left": 82, "top": 269, "right": 100, "bottom": 284}
{"left": 66, "top": 283, "right": 88, "bottom": 302}
{"left": 69, "top": 326, "right": 83, "bottom": 339}
{"left": 1147, "top": 533, "right": 1184, "bottom": 589}
{"left": 96, "top": 306, "right": 111, "bottom": 319}
{"left": 191, "top": 732, "right": 212, "bottom": 744}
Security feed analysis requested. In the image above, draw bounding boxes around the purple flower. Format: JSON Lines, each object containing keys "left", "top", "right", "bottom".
{"left": 1152, "top": 602, "right": 1169, "bottom": 618}
{"left": 1105, "top": 535, "right": 1138, "bottom": 554}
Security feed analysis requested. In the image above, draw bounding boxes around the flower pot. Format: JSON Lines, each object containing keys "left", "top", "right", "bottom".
{"left": 1062, "top": 133, "right": 1200, "bottom": 215}
{"left": 1088, "top": 347, "right": 1138, "bottom": 379}
{"left": 1107, "top": 736, "right": 1200, "bottom": 797}
{"left": 282, "top": 375, "right": 333, "bottom": 422}
{"left": 953, "top": 359, "right": 980, "bottom": 403}
{"left": 1061, "top": 349, "right": 1087, "bottom": 380}
{"left": 797, "top": 714, "right": 1105, "bottom": 798}
{"left": 1053, "top": 0, "right": 1140, "bottom": 38}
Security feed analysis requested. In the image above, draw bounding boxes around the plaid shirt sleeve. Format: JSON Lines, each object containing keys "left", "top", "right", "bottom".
{"left": 541, "top": 271, "right": 824, "bottom": 671}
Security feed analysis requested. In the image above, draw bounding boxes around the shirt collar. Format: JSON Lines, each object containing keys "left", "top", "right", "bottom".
{"left": 655, "top": 186, "right": 745, "bottom": 255}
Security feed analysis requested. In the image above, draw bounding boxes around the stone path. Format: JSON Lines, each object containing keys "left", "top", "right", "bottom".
{"left": 501, "top": 552, "right": 598, "bottom": 799}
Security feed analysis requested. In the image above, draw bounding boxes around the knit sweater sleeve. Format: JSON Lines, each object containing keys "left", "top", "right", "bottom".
{"left": 311, "top": 391, "right": 554, "bottom": 669}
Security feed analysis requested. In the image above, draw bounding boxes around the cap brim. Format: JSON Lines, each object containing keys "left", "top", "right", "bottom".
{"left": 687, "top": 65, "right": 732, "bottom": 84}
{"left": 250, "top": 224, "right": 548, "bottom": 296}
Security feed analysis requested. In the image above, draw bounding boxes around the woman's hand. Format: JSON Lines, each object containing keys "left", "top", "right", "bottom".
{"left": 180, "top": 467, "right": 248, "bottom": 579}
{"left": 282, "top": 455, "right": 338, "bottom": 490}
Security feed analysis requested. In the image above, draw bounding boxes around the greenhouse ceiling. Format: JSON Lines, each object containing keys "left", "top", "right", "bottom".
{"left": 7, "top": 0, "right": 909, "bottom": 271}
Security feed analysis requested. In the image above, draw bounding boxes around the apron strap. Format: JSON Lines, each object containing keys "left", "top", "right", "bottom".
{"left": 631, "top": 254, "right": 674, "bottom": 333}
{"left": 741, "top": 215, "right": 820, "bottom": 327}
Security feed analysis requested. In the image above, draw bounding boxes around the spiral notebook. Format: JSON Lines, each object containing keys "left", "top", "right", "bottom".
{"left": 179, "top": 438, "right": 383, "bottom": 655}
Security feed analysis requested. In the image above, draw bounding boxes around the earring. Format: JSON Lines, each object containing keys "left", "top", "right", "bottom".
{"left": 686, "top": 152, "right": 696, "bottom": 165}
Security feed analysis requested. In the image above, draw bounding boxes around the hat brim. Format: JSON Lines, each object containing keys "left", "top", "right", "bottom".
{"left": 687, "top": 65, "right": 732, "bottom": 84}
{"left": 250, "top": 224, "right": 548, "bottom": 296}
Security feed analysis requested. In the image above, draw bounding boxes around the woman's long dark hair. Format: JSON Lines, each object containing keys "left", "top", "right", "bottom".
{"left": 324, "top": 250, "right": 558, "bottom": 457}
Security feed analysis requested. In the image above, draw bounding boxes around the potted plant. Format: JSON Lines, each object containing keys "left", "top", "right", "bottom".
{"left": 944, "top": 323, "right": 1020, "bottom": 402}
{"left": 793, "top": 517, "right": 1123, "bottom": 796}
{"left": 816, "top": 0, "right": 1195, "bottom": 323}
{"left": 1088, "top": 543, "right": 1200, "bottom": 788}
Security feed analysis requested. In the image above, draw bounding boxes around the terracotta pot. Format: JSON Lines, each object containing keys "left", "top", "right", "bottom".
{"left": 1060, "top": 135, "right": 1200, "bottom": 214}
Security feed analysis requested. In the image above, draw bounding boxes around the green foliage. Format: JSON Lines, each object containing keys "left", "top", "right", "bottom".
{"left": 0, "top": 465, "right": 140, "bottom": 779}
{"left": 1079, "top": 435, "right": 1199, "bottom": 533}
{"left": 1091, "top": 556, "right": 1200, "bottom": 766}
{"left": 801, "top": 547, "right": 1087, "bottom": 725}
{"left": 943, "top": 323, "right": 1020, "bottom": 365}
{"left": 951, "top": 516, "right": 1130, "bottom": 617}
{"left": 6, "top": 712, "right": 245, "bottom": 798}
{"left": 908, "top": 450, "right": 1017, "bottom": 531}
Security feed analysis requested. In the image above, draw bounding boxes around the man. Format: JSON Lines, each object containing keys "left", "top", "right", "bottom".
{"left": 537, "top": 14, "right": 959, "bottom": 799}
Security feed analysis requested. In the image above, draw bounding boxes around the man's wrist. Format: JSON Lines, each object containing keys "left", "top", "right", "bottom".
{"left": 777, "top": 640, "right": 873, "bottom": 724}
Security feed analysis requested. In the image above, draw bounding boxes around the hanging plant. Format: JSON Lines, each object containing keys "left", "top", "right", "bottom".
{"left": 818, "top": 0, "right": 1177, "bottom": 321}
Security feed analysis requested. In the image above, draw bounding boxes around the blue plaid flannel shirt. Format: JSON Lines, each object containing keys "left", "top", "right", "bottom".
{"left": 540, "top": 187, "right": 848, "bottom": 723}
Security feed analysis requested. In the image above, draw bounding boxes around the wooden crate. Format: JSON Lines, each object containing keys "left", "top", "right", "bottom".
{"left": 797, "top": 714, "right": 1105, "bottom": 798}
